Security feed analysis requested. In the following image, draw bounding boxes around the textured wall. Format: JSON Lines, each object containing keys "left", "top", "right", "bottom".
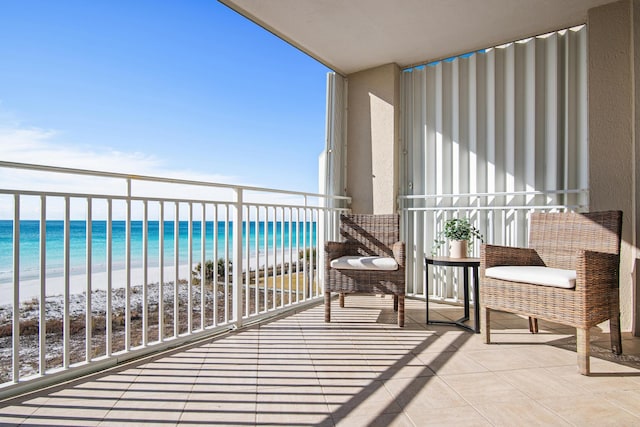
{"left": 346, "top": 64, "right": 400, "bottom": 214}
{"left": 589, "top": 0, "right": 638, "bottom": 333}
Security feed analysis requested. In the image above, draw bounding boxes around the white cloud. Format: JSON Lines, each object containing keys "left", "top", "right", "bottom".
{"left": 0, "top": 125, "right": 315, "bottom": 220}
{"left": 1, "top": 127, "right": 164, "bottom": 175}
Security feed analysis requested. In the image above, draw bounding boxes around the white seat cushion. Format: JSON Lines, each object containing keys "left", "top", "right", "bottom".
{"left": 330, "top": 256, "right": 399, "bottom": 271}
{"left": 485, "top": 266, "right": 576, "bottom": 289}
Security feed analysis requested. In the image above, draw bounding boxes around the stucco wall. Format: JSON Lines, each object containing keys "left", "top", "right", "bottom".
{"left": 588, "top": 0, "right": 639, "bottom": 333}
{"left": 635, "top": 0, "right": 640, "bottom": 334}
{"left": 345, "top": 63, "right": 400, "bottom": 214}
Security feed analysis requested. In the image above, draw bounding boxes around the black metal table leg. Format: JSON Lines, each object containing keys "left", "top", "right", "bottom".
{"left": 425, "top": 256, "right": 481, "bottom": 334}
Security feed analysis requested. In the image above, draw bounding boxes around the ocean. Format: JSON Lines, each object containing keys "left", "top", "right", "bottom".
{"left": 0, "top": 220, "right": 317, "bottom": 285}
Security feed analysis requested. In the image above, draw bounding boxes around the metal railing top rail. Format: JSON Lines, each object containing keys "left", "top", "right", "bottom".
{"left": 0, "top": 161, "right": 352, "bottom": 204}
{"left": 0, "top": 187, "right": 351, "bottom": 213}
{"left": 399, "top": 189, "right": 588, "bottom": 201}
{"left": 402, "top": 204, "right": 586, "bottom": 212}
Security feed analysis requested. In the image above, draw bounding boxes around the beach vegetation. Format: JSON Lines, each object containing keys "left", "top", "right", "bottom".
{"left": 192, "top": 258, "right": 232, "bottom": 285}
{"left": 299, "top": 248, "right": 316, "bottom": 265}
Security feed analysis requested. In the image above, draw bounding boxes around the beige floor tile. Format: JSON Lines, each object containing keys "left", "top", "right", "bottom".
{"left": 63, "top": 385, "right": 128, "bottom": 400}
{"left": 384, "top": 375, "right": 468, "bottom": 410}
{"left": 0, "top": 401, "right": 40, "bottom": 415}
{"left": 375, "top": 363, "right": 436, "bottom": 380}
{"left": 255, "top": 386, "right": 331, "bottom": 425}
{"left": 0, "top": 414, "right": 29, "bottom": 425}
{"left": 195, "top": 365, "right": 258, "bottom": 387}
{"left": 587, "top": 356, "right": 640, "bottom": 375}
{"left": 451, "top": 333, "right": 500, "bottom": 351}
{"left": 102, "top": 408, "right": 183, "bottom": 425}
{"left": 441, "top": 371, "right": 529, "bottom": 405}
{"left": 334, "top": 411, "right": 413, "bottom": 427}
{"left": 495, "top": 367, "right": 586, "bottom": 399}
{"left": 28, "top": 403, "right": 109, "bottom": 426}
{"left": 50, "top": 373, "right": 137, "bottom": 397}
{"left": 317, "top": 377, "right": 380, "bottom": 388}
{"left": 412, "top": 329, "right": 475, "bottom": 354}
{"left": 112, "top": 390, "right": 191, "bottom": 409}
{"left": 321, "top": 385, "right": 368, "bottom": 405}
{"left": 602, "top": 389, "right": 640, "bottom": 417}
{"left": 539, "top": 394, "right": 640, "bottom": 426}
{"left": 0, "top": 402, "right": 39, "bottom": 425}
{"left": 545, "top": 365, "right": 640, "bottom": 393}
{"left": 406, "top": 405, "right": 492, "bottom": 426}
{"left": 476, "top": 398, "right": 572, "bottom": 426}
{"left": 324, "top": 380, "right": 400, "bottom": 415}
{"left": 99, "top": 419, "right": 178, "bottom": 427}
{"left": 471, "top": 345, "right": 576, "bottom": 371}
{"left": 417, "top": 349, "right": 490, "bottom": 375}
{"left": 29, "top": 395, "right": 120, "bottom": 411}
{"left": 466, "top": 347, "right": 540, "bottom": 371}
{"left": 524, "top": 344, "right": 581, "bottom": 367}
{"left": 124, "top": 379, "right": 195, "bottom": 393}
{"left": 484, "top": 329, "right": 572, "bottom": 345}
{"left": 179, "top": 398, "right": 256, "bottom": 424}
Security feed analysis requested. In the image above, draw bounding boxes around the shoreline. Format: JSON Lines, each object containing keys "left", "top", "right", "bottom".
{"left": 3, "top": 251, "right": 302, "bottom": 302}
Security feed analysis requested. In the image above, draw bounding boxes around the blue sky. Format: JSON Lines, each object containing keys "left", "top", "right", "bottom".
{"left": 0, "top": 1, "right": 331, "bottom": 193}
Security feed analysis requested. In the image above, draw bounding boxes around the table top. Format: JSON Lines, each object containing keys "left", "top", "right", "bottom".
{"left": 425, "top": 256, "right": 480, "bottom": 267}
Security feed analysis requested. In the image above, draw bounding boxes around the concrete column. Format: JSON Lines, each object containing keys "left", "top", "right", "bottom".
{"left": 588, "top": 0, "right": 639, "bottom": 334}
{"left": 345, "top": 63, "right": 401, "bottom": 214}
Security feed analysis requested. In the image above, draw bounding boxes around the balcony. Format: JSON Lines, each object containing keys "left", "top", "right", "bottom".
{"left": 1, "top": 295, "right": 639, "bottom": 425}
{"left": 1, "top": 162, "right": 640, "bottom": 425}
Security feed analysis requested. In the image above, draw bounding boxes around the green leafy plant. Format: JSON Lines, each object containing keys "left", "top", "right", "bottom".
{"left": 432, "top": 217, "right": 484, "bottom": 255}
{"left": 299, "top": 248, "right": 316, "bottom": 265}
{"left": 192, "top": 258, "right": 232, "bottom": 285}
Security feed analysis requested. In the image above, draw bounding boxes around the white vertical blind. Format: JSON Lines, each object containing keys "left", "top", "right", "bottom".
{"left": 324, "top": 72, "right": 348, "bottom": 202}
{"left": 400, "top": 26, "right": 588, "bottom": 297}
{"left": 402, "top": 26, "right": 588, "bottom": 202}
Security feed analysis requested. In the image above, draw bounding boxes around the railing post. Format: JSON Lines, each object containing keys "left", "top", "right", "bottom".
{"left": 233, "top": 188, "right": 243, "bottom": 327}
{"left": 85, "top": 197, "right": 92, "bottom": 362}
{"left": 39, "top": 195, "right": 46, "bottom": 376}
{"left": 63, "top": 196, "right": 70, "bottom": 368}
{"left": 125, "top": 179, "right": 131, "bottom": 350}
{"left": 12, "top": 194, "right": 20, "bottom": 383}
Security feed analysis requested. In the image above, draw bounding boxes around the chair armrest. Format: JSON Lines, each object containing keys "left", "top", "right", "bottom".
{"left": 481, "top": 244, "right": 543, "bottom": 274}
{"left": 325, "top": 241, "right": 346, "bottom": 261}
{"left": 392, "top": 242, "right": 405, "bottom": 268}
{"left": 575, "top": 250, "right": 620, "bottom": 294}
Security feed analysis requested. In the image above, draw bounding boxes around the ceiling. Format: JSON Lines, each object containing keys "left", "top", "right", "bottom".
{"left": 219, "top": 0, "right": 616, "bottom": 75}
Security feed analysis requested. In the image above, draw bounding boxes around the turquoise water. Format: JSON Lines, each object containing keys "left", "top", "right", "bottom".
{"left": 0, "top": 220, "right": 316, "bottom": 284}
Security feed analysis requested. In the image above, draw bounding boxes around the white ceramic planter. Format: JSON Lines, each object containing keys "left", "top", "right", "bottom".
{"left": 449, "top": 240, "right": 467, "bottom": 258}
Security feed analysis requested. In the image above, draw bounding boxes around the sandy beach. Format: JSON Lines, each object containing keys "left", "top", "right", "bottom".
{"left": 2, "top": 250, "right": 301, "bottom": 303}
{"left": 0, "top": 264, "right": 193, "bottom": 305}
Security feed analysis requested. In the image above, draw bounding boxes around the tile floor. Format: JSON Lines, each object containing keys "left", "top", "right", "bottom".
{"left": 1, "top": 295, "right": 640, "bottom": 426}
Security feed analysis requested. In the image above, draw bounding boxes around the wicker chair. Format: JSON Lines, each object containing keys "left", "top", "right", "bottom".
{"left": 324, "top": 214, "right": 406, "bottom": 327}
{"left": 480, "top": 210, "right": 623, "bottom": 375}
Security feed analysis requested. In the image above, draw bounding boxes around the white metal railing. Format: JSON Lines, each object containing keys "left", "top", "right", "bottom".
{"left": 0, "top": 161, "right": 350, "bottom": 398}
{"left": 399, "top": 189, "right": 588, "bottom": 303}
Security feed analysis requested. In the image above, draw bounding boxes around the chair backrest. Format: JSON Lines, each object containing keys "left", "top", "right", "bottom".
{"left": 340, "top": 214, "right": 400, "bottom": 257}
{"left": 528, "top": 210, "right": 622, "bottom": 269}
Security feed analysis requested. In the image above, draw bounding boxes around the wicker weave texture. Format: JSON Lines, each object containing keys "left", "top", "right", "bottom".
{"left": 339, "top": 214, "right": 400, "bottom": 258}
{"left": 480, "top": 210, "right": 622, "bottom": 329}
{"left": 528, "top": 211, "right": 622, "bottom": 270}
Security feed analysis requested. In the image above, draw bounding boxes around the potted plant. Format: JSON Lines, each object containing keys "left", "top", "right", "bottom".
{"left": 432, "top": 217, "right": 484, "bottom": 258}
